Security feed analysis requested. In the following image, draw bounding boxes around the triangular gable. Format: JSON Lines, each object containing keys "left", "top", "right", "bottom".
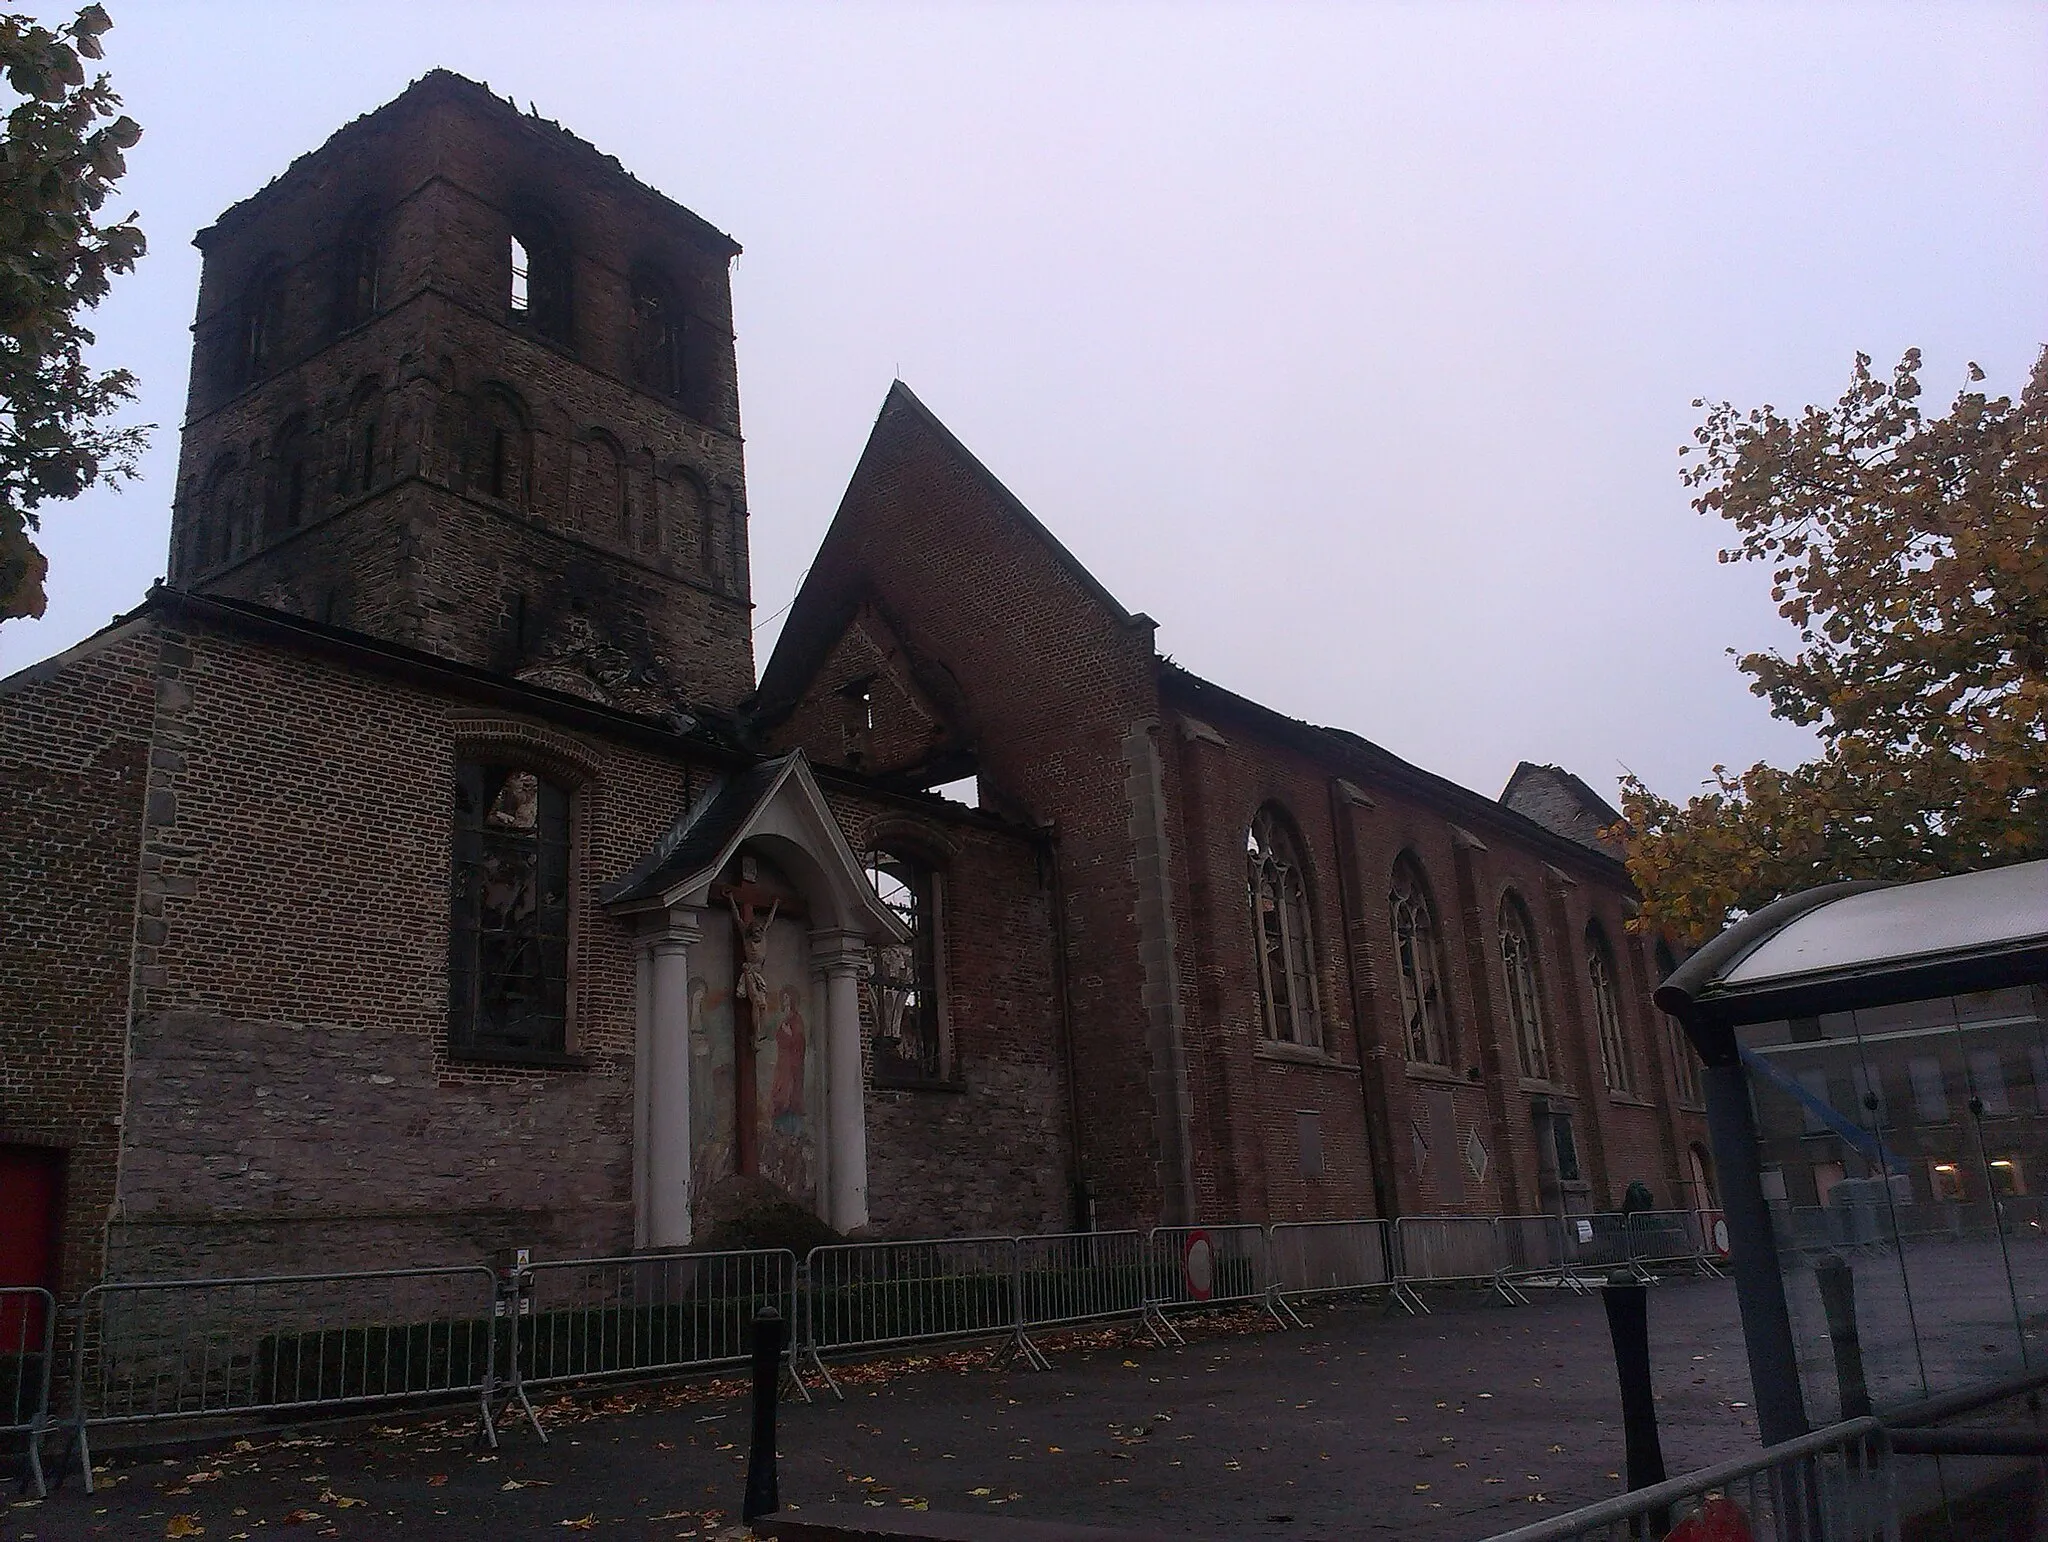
{"left": 753, "top": 381, "right": 1152, "bottom": 725}
{"left": 601, "top": 750, "right": 907, "bottom": 940}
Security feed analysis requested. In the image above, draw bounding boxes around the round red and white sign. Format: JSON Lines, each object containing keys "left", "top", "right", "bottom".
{"left": 1182, "top": 1229, "right": 1215, "bottom": 1301}
{"left": 1712, "top": 1217, "right": 1731, "bottom": 1258}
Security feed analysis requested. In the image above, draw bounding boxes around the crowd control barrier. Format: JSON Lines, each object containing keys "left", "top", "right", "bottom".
{"left": 507, "top": 1247, "right": 801, "bottom": 1434}
{"left": 1013, "top": 1229, "right": 1155, "bottom": 1345}
{"left": 1267, "top": 1220, "right": 1394, "bottom": 1310}
{"left": 2, "top": 1286, "right": 55, "bottom": 1497}
{"left": 1394, "top": 1215, "right": 1514, "bottom": 1309}
{"left": 802, "top": 1237, "right": 1020, "bottom": 1395}
{"left": 1144, "top": 1225, "right": 1282, "bottom": 1337}
{"left": 70, "top": 1264, "right": 499, "bottom": 1491}
{"left": 1625, "top": 1209, "right": 1718, "bottom": 1278}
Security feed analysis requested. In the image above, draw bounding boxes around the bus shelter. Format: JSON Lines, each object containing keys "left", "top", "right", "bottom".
{"left": 1655, "top": 858, "right": 2048, "bottom": 1446}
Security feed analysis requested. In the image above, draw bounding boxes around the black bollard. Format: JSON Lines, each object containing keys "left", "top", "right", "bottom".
{"left": 1813, "top": 1253, "right": 1872, "bottom": 1419}
{"left": 1603, "top": 1277, "right": 1667, "bottom": 1491}
{"left": 742, "top": 1306, "right": 785, "bottom": 1523}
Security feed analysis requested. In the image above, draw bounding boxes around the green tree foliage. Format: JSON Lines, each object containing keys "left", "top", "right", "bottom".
{"left": 1620, "top": 347, "right": 2048, "bottom": 944}
{"left": 0, "top": 3, "right": 145, "bottom": 622}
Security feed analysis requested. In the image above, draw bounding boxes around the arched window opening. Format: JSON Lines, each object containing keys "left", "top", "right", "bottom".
{"left": 239, "top": 264, "right": 286, "bottom": 386}
{"left": 507, "top": 208, "right": 569, "bottom": 342}
{"left": 1247, "top": 806, "right": 1321, "bottom": 1048}
{"left": 1391, "top": 856, "right": 1451, "bottom": 1067}
{"left": 865, "top": 848, "right": 946, "bottom": 1082}
{"left": 450, "top": 762, "right": 571, "bottom": 1057}
{"left": 202, "top": 455, "right": 243, "bottom": 566}
{"left": 1656, "top": 937, "right": 1702, "bottom": 1104}
{"left": 270, "top": 415, "right": 313, "bottom": 535}
{"left": 1588, "top": 927, "right": 1631, "bottom": 1092}
{"left": 1499, "top": 894, "right": 1549, "bottom": 1082}
{"left": 631, "top": 266, "right": 682, "bottom": 398}
{"left": 346, "top": 380, "right": 383, "bottom": 497}
{"left": 701, "top": 492, "right": 736, "bottom": 593}
{"left": 574, "top": 432, "right": 626, "bottom": 543}
{"left": 468, "top": 386, "right": 531, "bottom": 508}
{"left": 336, "top": 203, "right": 380, "bottom": 331}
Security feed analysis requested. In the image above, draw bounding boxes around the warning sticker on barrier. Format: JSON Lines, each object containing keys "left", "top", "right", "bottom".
{"left": 1182, "top": 1230, "right": 1215, "bottom": 1301}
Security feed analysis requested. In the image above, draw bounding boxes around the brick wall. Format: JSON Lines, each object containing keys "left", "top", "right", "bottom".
{"left": 0, "top": 624, "right": 158, "bottom": 1300}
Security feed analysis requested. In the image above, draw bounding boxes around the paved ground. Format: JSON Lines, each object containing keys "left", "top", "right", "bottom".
{"left": 8, "top": 1277, "right": 1755, "bottom": 1541}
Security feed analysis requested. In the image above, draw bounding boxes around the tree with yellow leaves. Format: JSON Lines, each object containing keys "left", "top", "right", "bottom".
{"left": 1619, "top": 346, "right": 2047, "bottom": 945}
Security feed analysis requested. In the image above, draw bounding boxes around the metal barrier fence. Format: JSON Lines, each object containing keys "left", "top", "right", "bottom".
{"left": 1013, "top": 1229, "right": 1155, "bottom": 1340}
{"left": 509, "top": 1248, "right": 799, "bottom": 1434}
{"left": 802, "top": 1236, "right": 1021, "bottom": 1395}
{"left": 2, "top": 1286, "right": 55, "bottom": 1497}
{"left": 1395, "top": 1215, "right": 1512, "bottom": 1309}
{"left": 1498, "top": 1214, "right": 1575, "bottom": 1295}
{"left": 1474, "top": 1415, "right": 1894, "bottom": 1542}
{"left": 1144, "top": 1225, "right": 1279, "bottom": 1339}
{"left": 1267, "top": 1220, "right": 1393, "bottom": 1307}
{"left": 70, "top": 1264, "right": 499, "bottom": 1491}
{"left": 1625, "top": 1210, "right": 1718, "bottom": 1278}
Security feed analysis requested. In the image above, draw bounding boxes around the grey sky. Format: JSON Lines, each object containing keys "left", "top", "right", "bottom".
{"left": 8, "top": 0, "right": 2044, "bottom": 808}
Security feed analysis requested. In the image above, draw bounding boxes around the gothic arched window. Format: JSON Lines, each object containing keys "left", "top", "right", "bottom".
{"left": 345, "top": 378, "right": 383, "bottom": 497}
{"left": 450, "top": 762, "right": 571, "bottom": 1057}
{"left": 1588, "top": 924, "right": 1631, "bottom": 1092}
{"left": 1390, "top": 855, "right": 1451, "bottom": 1067}
{"left": 1656, "top": 937, "right": 1702, "bottom": 1105}
{"left": 1248, "top": 806, "right": 1320, "bottom": 1048}
{"left": 1499, "top": 893, "right": 1550, "bottom": 1082}
{"left": 865, "top": 848, "right": 946, "bottom": 1082}
{"left": 630, "top": 266, "right": 682, "bottom": 398}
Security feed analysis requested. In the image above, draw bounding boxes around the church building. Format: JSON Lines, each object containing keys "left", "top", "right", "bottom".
{"left": 1, "top": 72, "right": 1711, "bottom": 1303}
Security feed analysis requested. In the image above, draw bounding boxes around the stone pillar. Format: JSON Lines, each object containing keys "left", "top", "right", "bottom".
{"left": 642, "top": 910, "right": 704, "bottom": 1249}
{"left": 813, "top": 930, "right": 871, "bottom": 1233}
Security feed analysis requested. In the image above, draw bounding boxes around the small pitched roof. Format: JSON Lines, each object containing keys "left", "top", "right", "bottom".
{"left": 1499, "top": 761, "right": 1625, "bottom": 856}
{"left": 602, "top": 750, "right": 907, "bottom": 941}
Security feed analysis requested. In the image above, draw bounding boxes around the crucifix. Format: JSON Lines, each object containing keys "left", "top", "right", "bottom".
{"left": 712, "top": 866, "right": 805, "bottom": 1178}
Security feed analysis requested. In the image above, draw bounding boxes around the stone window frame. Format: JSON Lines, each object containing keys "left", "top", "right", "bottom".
{"left": 334, "top": 197, "right": 382, "bottom": 335}
{"left": 629, "top": 262, "right": 684, "bottom": 400}
{"left": 266, "top": 413, "right": 315, "bottom": 540}
{"left": 1389, "top": 852, "right": 1454, "bottom": 1069}
{"left": 1587, "top": 920, "right": 1632, "bottom": 1094}
{"left": 235, "top": 255, "right": 287, "bottom": 389}
{"left": 443, "top": 719, "right": 601, "bottom": 1071}
{"left": 1247, "top": 803, "right": 1323, "bottom": 1051}
{"left": 466, "top": 382, "right": 534, "bottom": 511}
{"left": 1498, "top": 889, "right": 1552, "bottom": 1084}
{"left": 343, "top": 375, "right": 384, "bottom": 500}
{"left": 859, "top": 819, "right": 959, "bottom": 1089}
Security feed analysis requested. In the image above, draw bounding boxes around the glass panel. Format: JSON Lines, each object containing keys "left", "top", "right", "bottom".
{"left": 1742, "top": 987, "right": 2048, "bottom": 1422}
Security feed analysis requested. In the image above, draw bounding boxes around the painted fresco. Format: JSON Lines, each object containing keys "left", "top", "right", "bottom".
{"left": 686, "top": 867, "right": 823, "bottom": 1214}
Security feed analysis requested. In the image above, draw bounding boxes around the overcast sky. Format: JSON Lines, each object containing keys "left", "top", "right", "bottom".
{"left": 7, "top": 1, "right": 2044, "bottom": 807}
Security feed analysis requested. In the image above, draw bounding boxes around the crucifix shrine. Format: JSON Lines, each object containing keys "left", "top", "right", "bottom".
{"left": 714, "top": 866, "right": 806, "bottom": 1179}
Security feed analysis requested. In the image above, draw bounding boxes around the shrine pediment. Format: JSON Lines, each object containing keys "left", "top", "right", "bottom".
{"left": 602, "top": 751, "right": 906, "bottom": 942}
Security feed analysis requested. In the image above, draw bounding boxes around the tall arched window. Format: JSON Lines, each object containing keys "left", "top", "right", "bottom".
{"left": 1656, "top": 938, "right": 1702, "bottom": 1104}
{"left": 630, "top": 266, "right": 682, "bottom": 398}
{"left": 335, "top": 202, "right": 380, "bottom": 332}
{"left": 865, "top": 848, "right": 946, "bottom": 1082}
{"left": 1390, "top": 855, "right": 1451, "bottom": 1067}
{"left": 268, "top": 415, "right": 314, "bottom": 536}
{"left": 202, "top": 454, "right": 244, "bottom": 566}
{"left": 238, "top": 262, "right": 286, "bottom": 386}
{"left": 450, "top": 762, "right": 571, "bottom": 1057}
{"left": 344, "top": 378, "right": 383, "bottom": 497}
{"left": 467, "top": 385, "right": 532, "bottom": 508}
{"left": 1499, "top": 893, "right": 1550, "bottom": 1082}
{"left": 1247, "top": 806, "right": 1321, "bottom": 1048}
{"left": 507, "top": 207, "right": 570, "bottom": 343}
{"left": 1588, "top": 924, "right": 1631, "bottom": 1092}
{"left": 575, "top": 431, "right": 627, "bottom": 543}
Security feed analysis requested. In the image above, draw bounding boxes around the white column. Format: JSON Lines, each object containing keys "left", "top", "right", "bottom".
{"left": 813, "top": 930, "right": 871, "bottom": 1233}
{"left": 642, "top": 910, "right": 703, "bottom": 1249}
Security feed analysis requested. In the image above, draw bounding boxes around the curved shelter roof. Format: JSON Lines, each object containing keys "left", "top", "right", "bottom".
{"left": 1656, "top": 858, "right": 2048, "bottom": 1057}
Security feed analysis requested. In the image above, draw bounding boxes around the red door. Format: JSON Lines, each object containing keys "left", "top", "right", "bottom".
{"left": 0, "top": 1145, "right": 65, "bottom": 1350}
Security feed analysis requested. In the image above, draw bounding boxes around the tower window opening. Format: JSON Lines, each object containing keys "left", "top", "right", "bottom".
{"left": 285, "top": 459, "right": 306, "bottom": 524}
{"left": 358, "top": 419, "right": 377, "bottom": 494}
{"left": 489, "top": 428, "right": 508, "bottom": 499}
{"left": 509, "top": 236, "right": 530, "bottom": 313}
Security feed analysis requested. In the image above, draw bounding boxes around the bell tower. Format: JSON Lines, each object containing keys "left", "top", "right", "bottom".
{"left": 166, "top": 71, "right": 755, "bottom": 713}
